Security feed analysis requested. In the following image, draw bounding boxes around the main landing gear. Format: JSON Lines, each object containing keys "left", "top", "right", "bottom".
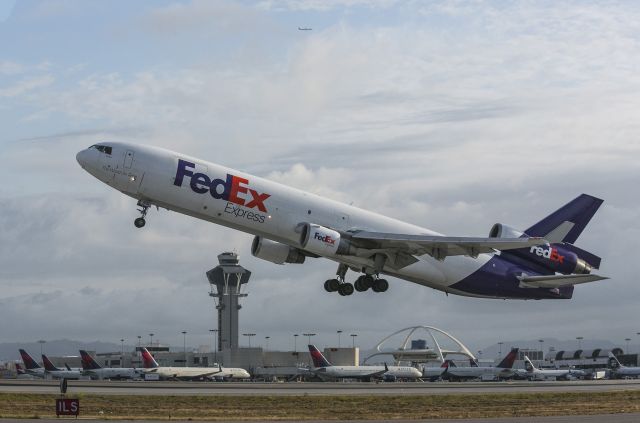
{"left": 324, "top": 264, "right": 389, "bottom": 296}
{"left": 134, "top": 200, "right": 151, "bottom": 228}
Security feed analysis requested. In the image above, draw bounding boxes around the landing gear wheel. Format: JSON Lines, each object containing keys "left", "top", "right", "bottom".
{"left": 362, "top": 274, "right": 375, "bottom": 289}
{"left": 324, "top": 279, "right": 340, "bottom": 292}
{"left": 338, "top": 283, "right": 354, "bottom": 296}
{"left": 354, "top": 276, "right": 368, "bottom": 292}
{"left": 134, "top": 217, "right": 146, "bottom": 228}
{"left": 372, "top": 278, "right": 389, "bottom": 293}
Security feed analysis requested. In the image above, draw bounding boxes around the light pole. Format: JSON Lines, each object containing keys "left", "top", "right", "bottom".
{"left": 337, "top": 330, "right": 343, "bottom": 348}
{"left": 265, "top": 336, "right": 270, "bottom": 351}
{"left": 303, "top": 333, "right": 316, "bottom": 347}
{"left": 137, "top": 335, "right": 141, "bottom": 349}
{"left": 350, "top": 333, "right": 357, "bottom": 348}
{"left": 149, "top": 333, "right": 154, "bottom": 347}
{"left": 38, "top": 340, "right": 46, "bottom": 356}
{"left": 120, "top": 338, "right": 125, "bottom": 367}
{"left": 210, "top": 329, "right": 218, "bottom": 364}
{"left": 576, "top": 336, "right": 583, "bottom": 350}
{"left": 294, "top": 334, "right": 299, "bottom": 352}
{"left": 243, "top": 333, "right": 256, "bottom": 347}
{"left": 181, "top": 331, "right": 187, "bottom": 367}
{"left": 498, "top": 342, "right": 503, "bottom": 358}
{"left": 625, "top": 338, "right": 631, "bottom": 353}
{"left": 538, "top": 339, "right": 544, "bottom": 365}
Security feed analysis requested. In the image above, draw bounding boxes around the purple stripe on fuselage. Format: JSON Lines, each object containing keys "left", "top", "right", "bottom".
{"left": 450, "top": 256, "right": 574, "bottom": 300}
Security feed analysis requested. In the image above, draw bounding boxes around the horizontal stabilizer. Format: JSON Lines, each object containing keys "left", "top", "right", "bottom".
{"left": 518, "top": 273, "right": 608, "bottom": 289}
{"left": 351, "top": 231, "right": 547, "bottom": 260}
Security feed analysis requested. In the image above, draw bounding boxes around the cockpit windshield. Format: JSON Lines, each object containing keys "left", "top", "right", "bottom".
{"left": 90, "top": 144, "right": 112, "bottom": 155}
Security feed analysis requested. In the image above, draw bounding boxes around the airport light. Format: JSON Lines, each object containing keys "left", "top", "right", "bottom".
{"left": 38, "top": 340, "right": 46, "bottom": 356}
{"left": 243, "top": 333, "right": 256, "bottom": 348}
{"left": 576, "top": 336, "right": 583, "bottom": 350}
{"left": 210, "top": 329, "right": 219, "bottom": 364}
{"left": 265, "top": 336, "right": 270, "bottom": 351}
{"left": 337, "top": 330, "right": 343, "bottom": 348}
{"left": 498, "top": 341, "right": 503, "bottom": 357}
{"left": 293, "top": 334, "right": 299, "bottom": 352}
{"left": 625, "top": 338, "right": 631, "bottom": 353}
{"left": 303, "top": 333, "right": 316, "bottom": 346}
{"left": 182, "top": 331, "right": 187, "bottom": 367}
{"left": 350, "top": 333, "right": 357, "bottom": 348}
{"left": 120, "top": 338, "right": 125, "bottom": 367}
{"left": 137, "top": 335, "right": 141, "bottom": 348}
{"left": 149, "top": 333, "right": 154, "bottom": 347}
{"left": 538, "top": 339, "right": 544, "bottom": 365}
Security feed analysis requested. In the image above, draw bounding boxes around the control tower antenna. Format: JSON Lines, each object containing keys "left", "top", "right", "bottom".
{"left": 207, "top": 252, "right": 251, "bottom": 351}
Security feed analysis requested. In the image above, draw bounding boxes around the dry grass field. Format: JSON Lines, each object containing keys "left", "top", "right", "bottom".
{"left": 1, "top": 391, "right": 640, "bottom": 420}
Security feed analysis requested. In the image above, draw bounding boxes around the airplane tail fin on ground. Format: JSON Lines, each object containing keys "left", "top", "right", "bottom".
{"left": 19, "top": 349, "right": 41, "bottom": 370}
{"left": 525, "top": 194, "right": 603, "bottom": 245}
{"left": 41, "top": 354, "right": 61, "bottom": 372}
{"left": 140, "top": 348, "right": 159, "bottom": 368}
{"left": 15, "top": 363, "right": 25, "bottom": 374}
{"left": 608, "top": 352, "right": 623, "bottom": 369}
{"left": 79, "top": 350, "right": 102, "bottom": 370}
{"left": 523, "top": 356, "right": 536, "bottom": 372}
{"left": 308, "top": 345, "right": 332, "bottom": 368}
{"left": 497, "top": 348, "right": 519, "bottom": 369}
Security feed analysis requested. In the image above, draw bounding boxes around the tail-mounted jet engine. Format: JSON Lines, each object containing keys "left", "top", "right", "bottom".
{"left": 489, "top": 223, "right": 593, "bottom": 275}
{"left": 251, "top": 236, "right": 305, "bottom": 265}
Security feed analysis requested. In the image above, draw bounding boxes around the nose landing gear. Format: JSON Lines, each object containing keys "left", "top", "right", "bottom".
{"left": 134, "top": 200, "right": 151, "bottom": 228}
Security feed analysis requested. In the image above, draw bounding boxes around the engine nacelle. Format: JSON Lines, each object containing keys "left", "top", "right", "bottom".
{"left": 489, "top": 223, "right": 524, "bottom": 238}
{"left": 524, "top": 244, "right": 592, "bottom": 275}
{"left": 299, "top": 223, "right": 355, "bottom": 256}
{"left": 251, "top": 236, "right": 305, "bottom": 265}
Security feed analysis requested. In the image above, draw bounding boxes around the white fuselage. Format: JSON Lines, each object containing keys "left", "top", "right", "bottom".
{"left": 76, "top": 142, "right": 489, "bottom": 295}
{"left": 46, "top": 369, "right": 83, "bottom": 380}
{"left": 85, "top": 368, "right": 141, "bottom": 380}
{"left": 144, "top": 366, "right": 250, "bottom": 380}
{"left": 447, "top": 366, "right": 514, "bottom": 380}
{"left": 316, "top": 365, "right": 422, "bottom": 380}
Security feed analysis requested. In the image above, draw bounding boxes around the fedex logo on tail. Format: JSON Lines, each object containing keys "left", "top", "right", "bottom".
{"left": 174, "top": 159, "right": 271, "bottom": 213}
{"left": 529, "top": 246, "right": 565, "bottom": 264}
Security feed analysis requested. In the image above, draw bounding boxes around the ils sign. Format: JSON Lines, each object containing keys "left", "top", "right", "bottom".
{"left": 56, "top": 398, "right": 79, "bottom": 416}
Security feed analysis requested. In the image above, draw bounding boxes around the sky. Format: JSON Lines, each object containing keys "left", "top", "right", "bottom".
{"left": 1, "top": 0, "right": 640, "bottom": 357}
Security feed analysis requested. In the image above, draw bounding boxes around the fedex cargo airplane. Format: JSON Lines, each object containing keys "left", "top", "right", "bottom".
{"left": 76, "top": 142, "right": 607, "bottom": 299}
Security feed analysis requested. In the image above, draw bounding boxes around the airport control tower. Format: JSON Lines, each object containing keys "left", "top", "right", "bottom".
{"left": 207, "top": 252, "right": 251, "bottom": 351}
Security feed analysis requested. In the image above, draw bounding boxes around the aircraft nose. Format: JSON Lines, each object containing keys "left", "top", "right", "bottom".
{"left": 76, "top": 149, "right": 88, "bottom": 167}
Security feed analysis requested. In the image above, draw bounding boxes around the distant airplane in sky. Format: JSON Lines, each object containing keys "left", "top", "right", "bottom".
{"left": 77, "top": 142, "right": 607, "bottom": 300}
{"left": 298, "top": 27, "right": 312, "bottom": 30}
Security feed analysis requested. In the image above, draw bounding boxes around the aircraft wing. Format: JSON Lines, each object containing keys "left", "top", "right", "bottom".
{"left": 518, "top": 273, "right": 608, "bottom": 288}
{"left": 350, "top": 231, "right": 546, "bottom": 262}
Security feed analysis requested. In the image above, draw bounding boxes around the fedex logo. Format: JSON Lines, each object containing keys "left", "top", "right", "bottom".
{"left": 529, "top": 246, "right": 564, "bottom": 263}
{"left": 314, "top": 232, "right": 336, "bottom": 245}
{"left": 174, "top": 159, "right": 270, "bottom": 213}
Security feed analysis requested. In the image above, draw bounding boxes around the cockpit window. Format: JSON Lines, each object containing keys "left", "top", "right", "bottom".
{"left": 90, "top": 144, "right": 112, "bottom": 155}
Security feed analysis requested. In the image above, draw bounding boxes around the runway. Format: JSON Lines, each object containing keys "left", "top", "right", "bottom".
{"left": 2, "top": 379, "right": 640, "bottom": 396}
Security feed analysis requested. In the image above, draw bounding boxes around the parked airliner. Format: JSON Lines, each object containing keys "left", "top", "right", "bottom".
{"left": 140, "top": 348, "right": 249, "bottom": 380}
{"left": 41, "top": 354, "right": 82, "bottom": 379}
{"left": 307, "top": 345, "right": 422, "bottom": 380}
{"left": 18, "top": 349, "right": 45, "bottom": 378}
{"left": 77, "top": 142, "right": 607, "bottom": 299}
{"left": 608, "top": 352, "right": 640, "bottom": 379}
{"left": 515, "top": 355, "right": 576, "bottom": 381}
{"left": 79, "top": 350, "right": 142, "bottom": 380}
{"left": 443, "top": 348, "right": 519, "bottom": 381}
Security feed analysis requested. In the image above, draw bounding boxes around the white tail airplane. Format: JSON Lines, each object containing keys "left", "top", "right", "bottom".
{"left": 77, "top": 142, "right": 606, "bottom": 299}
{"left": 140, "top": 348, "right": 249, "bottom": 380}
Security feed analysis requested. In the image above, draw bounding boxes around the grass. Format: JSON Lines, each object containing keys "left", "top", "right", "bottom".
{"left": 0, "top": 391, "right": 639, "bottom": 420}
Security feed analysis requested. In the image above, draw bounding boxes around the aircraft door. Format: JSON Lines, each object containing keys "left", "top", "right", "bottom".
{"left": 124, "top": 150, "right": 135, "bottom": 168}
